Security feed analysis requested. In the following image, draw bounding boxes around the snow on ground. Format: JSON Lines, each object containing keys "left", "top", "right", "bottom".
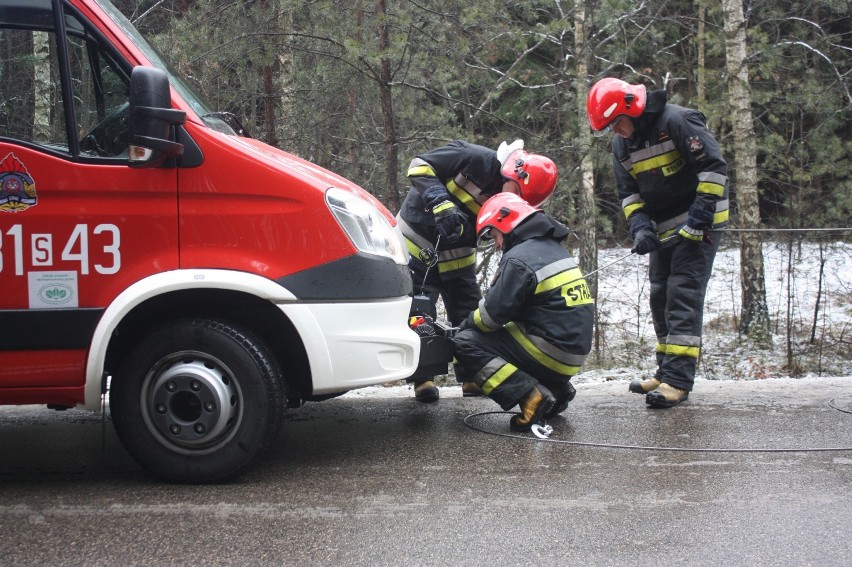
{"left": 403, "top": 238, "right": 852, "bottom": 394}
{"left": 342, "top": 375, "right": 851, "bottom": 400}
{"left": 587, "top": 239, "right": 852, "bottom": 380}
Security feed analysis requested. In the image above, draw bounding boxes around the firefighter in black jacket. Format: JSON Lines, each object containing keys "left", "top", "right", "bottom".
{"left": 587, "top": 78, "right": 729, "bottom": 408}
{"left": 398, "top": 140, "right": 558, "bottom": 403}
{"left": 452, "top": 193, "right": 594, "bottom": 430}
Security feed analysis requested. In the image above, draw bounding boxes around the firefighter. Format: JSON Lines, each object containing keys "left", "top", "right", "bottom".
{"left": 452, "top": 193, "right": 594, "bottom": 430}
{"left": 398, "top": 140, "right": 558, "bottom": 403}
{"left": 586, "top": 78, "right": 729, "bottom": 408}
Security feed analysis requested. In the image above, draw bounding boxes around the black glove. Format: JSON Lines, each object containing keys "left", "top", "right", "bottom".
{"left": 687, "top": 203, "right": 714, "bottom": 231}
{"left": 632, "top": 229, "right": 660, "bottom": 255}
{"left": 457, "top": 315, "right": 473, "bottom": 332}
{"left": 677, "top": 203, "right": 714, "bottom": 244}
{"left": 422, "top": 185, "right": 467, "bottom": 244}
{"left": 433, "top": 200, "right": 467, "bottom": 244}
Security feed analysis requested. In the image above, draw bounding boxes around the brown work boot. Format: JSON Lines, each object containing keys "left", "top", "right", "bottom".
{"left": 645, "top": 383, "right": 688, "bottom": 408}
{"left": 414, "top": 380, "right": 439, "bottom": 403}
{"left": 510, "top": 386, "right": 555, "bottom": 432}
{"left": 629, "top": 376, "right": 661, "bottom": 394}
{"left": 461, "top": 382, "right": 483, "bottom": 397}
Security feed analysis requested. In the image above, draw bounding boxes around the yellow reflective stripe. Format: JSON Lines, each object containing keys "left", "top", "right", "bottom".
{"left": 535, "top": 267, "right": 585, "bottom": 294}
{"left": 666, "top": 344, "right": 700, "bottom": 358}
{"left": 678, "top": 227, "right": 704, "bottom": 241}
{"left": 404, "top": 237, "right": 422, "bottom": 258}
{"left": 697, "top": 181, "right": 725, "bottom": 197}
{"left": 473, "top": 309, "right": 497, "bottom": 332}
{"left": 432, "top": 201, "right": 455, "bottom": 214}
{"left": 506, "top": 323, "right": 580, "bottom": 376}
{"left": 623, "top": 202, "right": 645, "bottom": 219}
{"left": 447, "top": 179, "right": 481, "bottom": 214}
{"left": 480, "top": 362, "right": 517, "bottom": 395}
{"left": 713, "top": 209, "right": 729, "bottom": 224}
{"left": 631, "top": 150, "right": 682, "bottom": 175}
{"left": 408, "top": 164, "right": 436, "bottom": 177}
{"left": 656, "top": 342, "right": 666, "bottom": 354}
{"left": 438, "top": 253, "right": 476, "bottom": 273}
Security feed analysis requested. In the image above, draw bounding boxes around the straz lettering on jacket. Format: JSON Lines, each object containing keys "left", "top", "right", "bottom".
{"left": 621, "top": 131, "right": 685, "bottom": 180}
{"left": 562, "top": 279, "right": 592, "bottom": 307}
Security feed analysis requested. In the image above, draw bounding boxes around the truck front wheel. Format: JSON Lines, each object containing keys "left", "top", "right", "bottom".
{"left": 110, "top": 319, "right": 284, "bottom": 483}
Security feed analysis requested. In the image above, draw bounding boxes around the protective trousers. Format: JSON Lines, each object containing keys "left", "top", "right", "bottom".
{"left": 453, "top": 327, "right": 573, "bottom": 410}
{"left": 648, "top": 234, "right": 722, "bottom": 391}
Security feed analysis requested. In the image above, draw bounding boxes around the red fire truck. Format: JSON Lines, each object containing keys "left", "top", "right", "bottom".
{"left": 0, "top": 0, "right": 427, "bottom": 482}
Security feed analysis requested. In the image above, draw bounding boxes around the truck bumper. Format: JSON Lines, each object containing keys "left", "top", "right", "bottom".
{"left": 278, "top": 296, "right": 421, "bottom": 395}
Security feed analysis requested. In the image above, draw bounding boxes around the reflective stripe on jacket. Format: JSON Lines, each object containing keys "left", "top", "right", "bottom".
{"left": 471, "top": 230, "right": 594, "bottom": 376}
{"left": 398, "top": 140, "right": 504, "bottom": 251}
{"left": 613, "top": 90, "right": 729, "bottom": 237}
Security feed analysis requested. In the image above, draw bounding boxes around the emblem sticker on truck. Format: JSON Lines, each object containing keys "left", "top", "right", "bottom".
{"left": 28, "top": 271, "right": 78, "bottom": 308}
{"left": 0, "top": 153, "right": 37, "bottom": 213}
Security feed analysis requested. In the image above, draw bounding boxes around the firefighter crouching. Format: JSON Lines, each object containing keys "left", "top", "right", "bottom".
{"left": 452, "top": 193, "right": 594, "bottom": 431}
{"left": 397, "top": 139, "right": 558, "bottom": 403}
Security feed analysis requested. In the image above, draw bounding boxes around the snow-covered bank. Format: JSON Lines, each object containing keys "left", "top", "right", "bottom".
{"left": 343, "top": 375, "right": 852, "bottom": 400}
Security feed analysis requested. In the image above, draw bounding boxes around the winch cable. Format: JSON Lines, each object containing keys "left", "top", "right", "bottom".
{"left": 828, "top": 396, "right": 852, "bottom": 415}
{"left": 463, "top": 396, "right": 852, "bottom": 453}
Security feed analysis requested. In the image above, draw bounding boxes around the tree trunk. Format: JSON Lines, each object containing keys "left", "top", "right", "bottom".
{"left": 376, "top": 0, "right": 399, "bottom": 210}
{"left": 696, "top": 2, "right": 706, "bottom": 104}
{"left": 721, "top": 0, "right": 771, "bottom": 345}
{"left": 575, "top": 4, "right": 596, "bottom": 292}
{"left": 575, "top": 2, "right": 600, "bottom": 357}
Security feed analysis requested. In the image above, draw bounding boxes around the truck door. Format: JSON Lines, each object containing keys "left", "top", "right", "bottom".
{"left": 0, "top": 1, "right": 178, "bottom": 405}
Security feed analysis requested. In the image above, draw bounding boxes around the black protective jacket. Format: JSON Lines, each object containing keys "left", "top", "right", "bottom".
{"left": 468, "top": 214, "right": 594, "bottom": 364}
{"left": 397, "top": 140, "right": 504, "bottom": 250}
{"left": 613, "top": 90, "right": 729, "bottom": 238}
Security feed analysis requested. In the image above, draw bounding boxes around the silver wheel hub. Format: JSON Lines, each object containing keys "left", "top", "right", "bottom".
{"left": 145, "top": 355, "right": 239, "bottom": 450}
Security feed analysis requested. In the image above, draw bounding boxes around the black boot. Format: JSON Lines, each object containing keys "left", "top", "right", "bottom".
{"left": 461, "top": 382, "right": 483, "bottom": 397}
{"left": 544, "top": 381, "right": 576, "bottom": 418}
{"left": 510, "top": 386, "right": 555, "bottom": 432}
{"left": 414, "top": 380, "right": 439, "bottom": 403}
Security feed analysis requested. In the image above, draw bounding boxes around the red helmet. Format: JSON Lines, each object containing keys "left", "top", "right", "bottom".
{"left": 500, "top": 150, "right": 558, "bottom": 207}
{"left": 586, "top": 78, "right": 646, "bottom": 133}
{"left": 476, "top": 193, "right": 539, "bottom": 238}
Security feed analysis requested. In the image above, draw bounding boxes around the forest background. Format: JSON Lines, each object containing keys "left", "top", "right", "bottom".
{"left": 113, "top": 0, "right": 852, "bottom": 377}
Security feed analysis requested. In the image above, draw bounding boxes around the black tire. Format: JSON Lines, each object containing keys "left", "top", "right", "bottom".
{"left": 110, "top": 319, "right": 284, "bottom": 483}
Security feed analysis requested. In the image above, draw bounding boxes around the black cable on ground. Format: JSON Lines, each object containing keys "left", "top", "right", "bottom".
{"left": 828, "top": 396, "right": 852, "bottom": 415}
{"left": 463, "top": 397, "right": 852, "bottom": 453}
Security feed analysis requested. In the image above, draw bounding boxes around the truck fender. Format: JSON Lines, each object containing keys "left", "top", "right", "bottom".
{"left": 83, "top": 269, "right": 299, "bottom": 409}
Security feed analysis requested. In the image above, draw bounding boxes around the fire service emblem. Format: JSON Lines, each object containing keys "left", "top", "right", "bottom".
{"left": 0, "top": 153, "right": 37, "bottom": 213}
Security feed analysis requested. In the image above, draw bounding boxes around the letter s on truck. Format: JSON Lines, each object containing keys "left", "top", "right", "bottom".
{"left": 0, "top": 0, "right": 422, "bottom": 482}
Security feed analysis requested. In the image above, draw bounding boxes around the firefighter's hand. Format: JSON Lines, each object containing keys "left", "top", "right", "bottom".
{"left": 631, "top": 229, "right": 660, "bottom": 255}
{"left": 432, "top": 200, "right": 467, "bottom": 244}
{"left": 677, "top": 225, "right": 713, "bottom": 245}
{"left": 456, "top": 315, "right": 473, "bottom": 333}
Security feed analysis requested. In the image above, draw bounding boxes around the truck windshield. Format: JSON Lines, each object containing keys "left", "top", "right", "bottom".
{"left": 93, "top": 0, "right": 238, "bottom": 136}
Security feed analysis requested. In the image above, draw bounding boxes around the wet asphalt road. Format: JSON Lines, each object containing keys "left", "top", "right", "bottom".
{"left": 0, "top": 377, "right": 850, "bottom": 566}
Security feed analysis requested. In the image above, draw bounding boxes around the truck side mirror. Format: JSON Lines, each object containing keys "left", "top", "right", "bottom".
{"left": 128, "top": 66, "right": 186, "bottom": 167}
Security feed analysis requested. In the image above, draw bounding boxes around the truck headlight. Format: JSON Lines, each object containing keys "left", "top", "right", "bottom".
{"left": 326, "top": 187, "right": 408, "bottom": 265}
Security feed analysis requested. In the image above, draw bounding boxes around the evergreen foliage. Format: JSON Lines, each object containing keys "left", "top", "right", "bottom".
{"left": 115, "top": 0, "right": 850, "bottom": 233}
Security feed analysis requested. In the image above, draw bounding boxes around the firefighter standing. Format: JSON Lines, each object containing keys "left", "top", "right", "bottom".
{"left": 586, "top": 78, "right": 729, "bottom": 408}
{"left": 398, "top": 140, "right": 558, "bottom": 403}
{"left": 452, "top": 193, "right": 594, "bottom": 430}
